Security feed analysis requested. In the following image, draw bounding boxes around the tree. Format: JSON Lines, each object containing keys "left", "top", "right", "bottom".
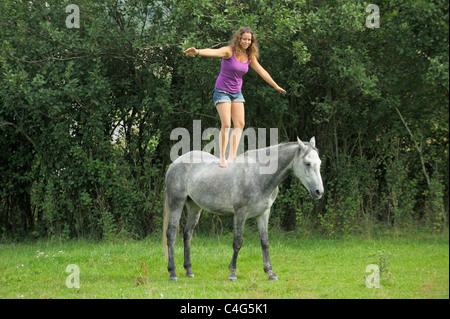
{"left": 1, "top": 0, "right": 448, "bottom": 239}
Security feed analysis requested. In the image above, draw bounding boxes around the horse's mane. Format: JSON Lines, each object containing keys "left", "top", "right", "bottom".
{"left": 239, "top": 141, "right": 318, "bottom": 158}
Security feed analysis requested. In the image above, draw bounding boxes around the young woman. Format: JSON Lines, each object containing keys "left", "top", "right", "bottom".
{"left": 183, "top": 27, "right": 286, "bottom": 168}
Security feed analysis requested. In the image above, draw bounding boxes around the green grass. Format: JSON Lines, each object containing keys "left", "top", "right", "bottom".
{"left": 0, "top": 231, "right": 448, "bottom": 299}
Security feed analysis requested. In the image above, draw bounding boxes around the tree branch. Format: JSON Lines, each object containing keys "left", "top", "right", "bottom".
{"left": 394, "top": 106, "right": 431, "bottom": 189}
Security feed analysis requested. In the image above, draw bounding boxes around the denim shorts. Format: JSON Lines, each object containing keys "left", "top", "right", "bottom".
{"left": 213, "top": 88, "right": 245, "bottom": 106}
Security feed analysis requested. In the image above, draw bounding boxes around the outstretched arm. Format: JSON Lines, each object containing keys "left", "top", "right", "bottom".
{"left": 250, "top": 58, "right": 286, "bottom": 94}
{"left": 183, "top": 46, "right": 232, "bottom": 59}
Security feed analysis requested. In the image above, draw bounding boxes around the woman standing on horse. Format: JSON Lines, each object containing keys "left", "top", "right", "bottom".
{"left": 183, "top": 27, "right": 286, "bottom": 168}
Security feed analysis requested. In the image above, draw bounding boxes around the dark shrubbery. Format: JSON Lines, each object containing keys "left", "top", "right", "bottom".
{"left": 1, "top": 0, "right": 448, "bottom": 240}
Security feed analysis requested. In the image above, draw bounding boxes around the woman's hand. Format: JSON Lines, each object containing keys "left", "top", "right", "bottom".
{"left": 275, "top": 85, "right": 287, "bottom": 94}
{"left": 183, "top": 47, "right": 198, "bottom": 56}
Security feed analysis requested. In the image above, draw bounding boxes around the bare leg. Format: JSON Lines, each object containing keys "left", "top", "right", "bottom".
{"left": 216, "top": 102, "right": 231, "bottom": 168}
{"left": 228, "top": 102, "right": 245, "bottom": 161}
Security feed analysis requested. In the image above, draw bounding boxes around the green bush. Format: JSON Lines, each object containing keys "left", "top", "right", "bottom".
{"left": 0, "top": 0, "right": 448, "bottom": 240}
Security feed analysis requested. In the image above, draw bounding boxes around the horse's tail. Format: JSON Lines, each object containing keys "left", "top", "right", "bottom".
{"left": 162, "top": 192, "right": 169, "bottom": 260}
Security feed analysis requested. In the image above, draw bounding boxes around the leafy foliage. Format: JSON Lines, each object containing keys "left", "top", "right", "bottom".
{"left": 0, "top": 0, "right": 448, "bottom": 239}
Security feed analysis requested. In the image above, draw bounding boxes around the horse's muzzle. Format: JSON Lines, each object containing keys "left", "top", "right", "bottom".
{"left": 310, "top": 188, "right": 323, "bottom": 199}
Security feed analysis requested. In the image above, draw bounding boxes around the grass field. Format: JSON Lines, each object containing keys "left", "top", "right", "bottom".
{"left": 0, "top": 231, "right": 448, "bottom": 299}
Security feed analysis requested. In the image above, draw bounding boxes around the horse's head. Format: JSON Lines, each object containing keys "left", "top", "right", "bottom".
{"left": 293, "top": 137, "right": 324, "bottom": 199}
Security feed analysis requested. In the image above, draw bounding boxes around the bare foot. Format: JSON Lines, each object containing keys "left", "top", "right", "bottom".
{"left": 219, "top": 158, "right": 228, "bottom": 168}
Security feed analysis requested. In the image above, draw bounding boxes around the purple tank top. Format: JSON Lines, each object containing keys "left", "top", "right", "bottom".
{"left": 215, "top": 47, "right": 250, "bottom": 93}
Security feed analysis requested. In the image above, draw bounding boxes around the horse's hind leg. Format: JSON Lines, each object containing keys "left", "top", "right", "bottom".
{"left": 183, "top": 199, "right": 202, "bottom": 278}
{"left": 166, "top": 195, "right": 186, "bottom": 281}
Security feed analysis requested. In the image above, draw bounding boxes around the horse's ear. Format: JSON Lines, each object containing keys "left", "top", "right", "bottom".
{"left": 309, "top": 136, "right": 316, "bottom": 148}
{"left": 297, "top": 137, "right": 306, "bottom": 149}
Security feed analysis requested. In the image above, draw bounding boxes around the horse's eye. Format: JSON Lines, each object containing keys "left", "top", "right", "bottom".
{"left": 305, "top": 163, "right": 311, "bottom": 167}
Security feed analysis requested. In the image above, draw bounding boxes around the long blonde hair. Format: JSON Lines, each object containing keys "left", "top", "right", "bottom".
{"left": 230, "top": 27, "right": 259, "bottom": 61}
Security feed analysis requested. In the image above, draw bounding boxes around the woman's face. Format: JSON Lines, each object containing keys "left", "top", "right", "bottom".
{"left": 240, "top": 32, "right": 252, "bottom": 50}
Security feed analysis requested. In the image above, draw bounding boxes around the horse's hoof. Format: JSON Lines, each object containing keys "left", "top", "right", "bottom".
{"left": 169, "top": 276, "right": 178, "bottom": 281}
{"left": 228, "top": 276, "right": 237, "bottom": 281}
{"left": 186, "top": 273, "right": 195, "bottom": 278}
{"left": 268, "top": 275, "right": 278, "bottom": 281}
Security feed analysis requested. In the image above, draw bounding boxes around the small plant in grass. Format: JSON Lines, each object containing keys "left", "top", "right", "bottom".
{"left": 135, "top": 259, "right": 148, "bottom": 286}
{"left": 367, "top": 249, "right": 393, "bottom": 286}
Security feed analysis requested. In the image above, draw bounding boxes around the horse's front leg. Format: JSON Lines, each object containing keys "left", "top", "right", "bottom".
{"left": 228, "top": 213, "right": 246, "bottom": 281}
{"left": 256, "top": 209, "right": 278, "bottom": 280}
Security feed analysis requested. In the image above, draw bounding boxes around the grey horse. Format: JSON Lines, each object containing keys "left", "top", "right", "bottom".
{"left": 162, "top": 137, "right": 324, "bottom": 281}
